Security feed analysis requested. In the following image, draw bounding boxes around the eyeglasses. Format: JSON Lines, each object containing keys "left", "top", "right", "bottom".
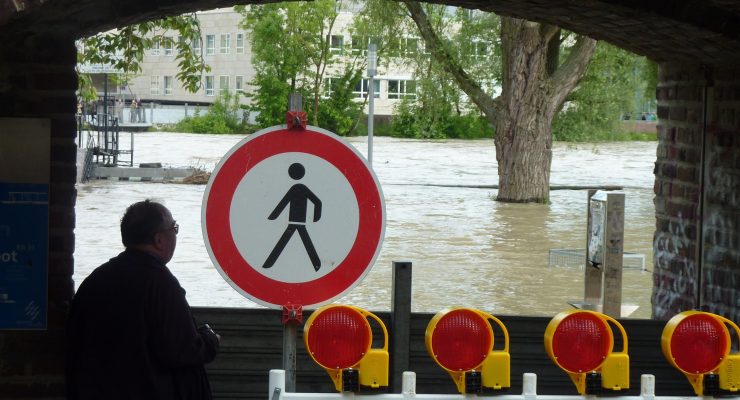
{"left": 166, "top": 222, "right": 179, "bottom": 235}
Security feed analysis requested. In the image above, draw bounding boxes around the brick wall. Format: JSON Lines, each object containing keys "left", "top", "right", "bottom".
{"left": 0, "top": 33, "right": 77, "bottom": 398}
{"left": 701, "top": 65, "right": 740, "bottom": 322}
{"left": 652, "top": 62, "right": 740, "bottom": 321}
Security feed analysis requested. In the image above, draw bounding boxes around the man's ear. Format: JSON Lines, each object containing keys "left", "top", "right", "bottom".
{"left": 152, "top": 231, "right": 164, "bottom": 250}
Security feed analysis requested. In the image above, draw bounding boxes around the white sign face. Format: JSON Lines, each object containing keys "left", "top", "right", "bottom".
{"left": 229, "top": 152, "right": 359, "bottom": 283}
{"left": 202, "top": 126, "right": 385, "bottom": 309}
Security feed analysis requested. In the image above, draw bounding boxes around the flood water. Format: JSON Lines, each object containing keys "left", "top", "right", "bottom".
{"left": 74, "top": 132, "right": 657, "bottom": 318}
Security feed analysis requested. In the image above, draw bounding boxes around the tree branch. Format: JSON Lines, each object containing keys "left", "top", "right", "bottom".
{"left": 550, "top": 35, "right": 597, "bottom": 111}
{"left": 403, "top": 1, "right": 500, "bottom": 122}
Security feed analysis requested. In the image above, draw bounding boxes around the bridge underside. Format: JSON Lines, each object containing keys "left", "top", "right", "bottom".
{"left": 0, "top": 0, "right": 739, "bottom": 398}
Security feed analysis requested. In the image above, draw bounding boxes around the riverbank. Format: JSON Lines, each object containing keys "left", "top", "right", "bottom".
{"left": 145, "top": 120, "right": 658, "bottom": 142}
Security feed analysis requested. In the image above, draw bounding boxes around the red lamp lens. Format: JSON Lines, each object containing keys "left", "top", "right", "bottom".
{"left": 552, "top": 312, "right": 610, "bottom": 373}
{"left": 431, "top": 309, "right": 492, "bottom": 371}
{"left": 670, "top": 314, "right": 728, "bottom": 374}
{"left": 307, "top": 307, "right": 371, "bottom": 369}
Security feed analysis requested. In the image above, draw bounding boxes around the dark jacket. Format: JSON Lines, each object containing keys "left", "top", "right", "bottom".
{"left": 66, "top": 249, "right": 219, "bottom": 400}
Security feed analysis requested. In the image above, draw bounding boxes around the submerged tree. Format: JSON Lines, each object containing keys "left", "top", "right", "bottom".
{"left": 403, "top": 1, "right": 596, "bottom": 203}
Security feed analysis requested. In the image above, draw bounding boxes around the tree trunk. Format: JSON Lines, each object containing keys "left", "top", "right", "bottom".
{"left": 404, "top": 2, "right": 596, "bottom": 203}
{"left": 495, "top": 19, "right": 595, "bottom": 202}
{"left": 495, "top": 19, "right": 556, "bottom": 202}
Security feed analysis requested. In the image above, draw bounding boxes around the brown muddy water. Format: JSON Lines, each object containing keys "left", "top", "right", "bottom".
{"left": 75, "top": 132, "right": 657, "bottom": 318}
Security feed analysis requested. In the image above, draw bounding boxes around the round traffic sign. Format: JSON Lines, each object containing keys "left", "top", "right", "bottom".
{"left": 202, "top": 125, "right": 385, "bottom": 308}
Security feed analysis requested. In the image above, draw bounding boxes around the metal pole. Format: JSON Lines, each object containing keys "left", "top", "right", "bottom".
{"left": 282, "top": 322, "right": 297, "bottom": 392}
{"left": 103, "top": 74, "right": 109, "bottom": 155}
{"left": 289, "top": 93, "right": 302, "bottom": 114}
{"left": 282, "top": 92, "right": 303, "bottom": 392}
{"left": 391, "top": 261, "right": 412, "bottom": 393}
{"left": 368, "top": 77, "right": 374, "bottom": 165}
{"left": 367, "top": 44, "right": 377, "bottom": 166}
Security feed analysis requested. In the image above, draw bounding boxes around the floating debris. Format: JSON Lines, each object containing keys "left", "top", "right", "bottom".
{"left": 181, "top": 170, "right": 211, "bottom": 184}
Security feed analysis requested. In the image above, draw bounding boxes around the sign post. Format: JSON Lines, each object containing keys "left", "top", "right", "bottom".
{"left": 202, "top": 113, "right": 385, "bottom": 390}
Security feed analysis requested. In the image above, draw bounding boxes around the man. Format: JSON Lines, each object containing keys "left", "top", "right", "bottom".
{"left": 67, "top": 200, "right": 220, "bottom": 399}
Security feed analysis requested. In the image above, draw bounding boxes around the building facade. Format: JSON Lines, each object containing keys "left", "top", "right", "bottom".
{"left": 119, "top": 7, "right": 419, "bottom": 120}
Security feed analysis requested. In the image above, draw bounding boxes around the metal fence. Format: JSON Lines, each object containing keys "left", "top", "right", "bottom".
{"left": 548, "top": 249, "right": 645, "bottom": 271}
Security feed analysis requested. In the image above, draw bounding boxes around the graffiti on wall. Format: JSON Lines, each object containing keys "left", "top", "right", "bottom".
{"left": 652, "top": 212, "right": 694, "bottom": 318}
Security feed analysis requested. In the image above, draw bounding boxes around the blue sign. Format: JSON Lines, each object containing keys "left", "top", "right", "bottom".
{"left": 0, "top": 182, "right": 48, "bottom": 330}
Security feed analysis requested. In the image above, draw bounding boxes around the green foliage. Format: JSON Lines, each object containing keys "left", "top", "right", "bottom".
{"left": 553, "top": 42, "right": 651, "bottom": 141}
{"left": 310, "top": 68, "right": 364, "bottom": 135}
{"left": 77, "top": 14, "right": 210, "bottom": 97}
{"left": 390, "top": 98, "right": 493, "bottom": 139}
{"left": 175, "top": 92, "right": 252, "bottom": 134}
{"left": 357, "top": 2, "right": 496, "bottom": 139}
{"left": 238, "top": 1, "right": 358, "bottom": 129}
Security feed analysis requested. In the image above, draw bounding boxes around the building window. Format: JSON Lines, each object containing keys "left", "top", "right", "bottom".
{"left": 328, "top": 34, "right": 343, "bottom": 53}
{"left": 163, "top": 36, "right": 173, "bottom": 56}
{"left": 205, "top": 76, "right": 214, "bottom": 96}
{"left": 351, "top": 36, "right": 366, "bottom": 54}
{"left": 472, "top": 40, "right": 488, "bottom": 58}
{"left": 206, "top": 34, "right": 215, "bottom": 55}
{"left": 351, "top": 36, "right": 379, "bottom": 55}
{"left": 177, "top": 36, "right": 187, "bottom": 54}
{"left": 236, "top": 33, "right": 244, "bottom": 53}
{"left": 390, "top": 37, "right": 421, "bottom": 56}
{"left": 219, "top": 75, "right": 229, "bottom": 95}
{"left": 388, "top": 79, "right": 416, "bottom": 99}
{"left": 164, "top": 76, "right": 173, "bottom": 95}
{"left": 150, "top": 76, "right": 160, "bottom": 95}
{"left": 220, "top": 34, "right": 230, "bottom": 54}
{"left": 323, "top": 77, "right": 338, "bottom": 98}
{"left": 192, "top": 37, "right": 202, "bottom": 56}
{"left": 235, "top": 75, "right": 244, "bottom": 93}
{"left": 353, "top": 78, "right": 379, "bottom": 99}
{"left": 150, "top": 38, "right": 160, "bottom": 56}
{"left": 403, "top": 37, "right": 420, "bottom": 56}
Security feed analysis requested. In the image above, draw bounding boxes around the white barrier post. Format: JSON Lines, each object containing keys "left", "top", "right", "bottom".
{"left": 269, "top": 369, "right": 285, "bottom": 400}
{"left": 402, "top": 371, "right": 416, "bottom": 397}
{"left": 523, "top": 373, "right": 538, "bottom": 400}
{"left": 640, "top": 374, "right": 655, "bottom": 400}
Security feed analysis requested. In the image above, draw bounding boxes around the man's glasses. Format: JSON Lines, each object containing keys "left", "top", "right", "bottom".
{"left": 167, "top": 222, "right": 179, "bottom": 235}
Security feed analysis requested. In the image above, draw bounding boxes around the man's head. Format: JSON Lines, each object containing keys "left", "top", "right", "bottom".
{"left": 120, "top": 200, "right": 178, "bottom": 263}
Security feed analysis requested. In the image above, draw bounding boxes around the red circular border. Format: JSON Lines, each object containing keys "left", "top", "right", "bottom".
{"left": 204, "top": 128, "right": 383, "bottom": 308}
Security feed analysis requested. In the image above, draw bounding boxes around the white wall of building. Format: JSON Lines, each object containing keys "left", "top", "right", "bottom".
{"left": 124, "top": 7, "right": 422, "bottom": 120}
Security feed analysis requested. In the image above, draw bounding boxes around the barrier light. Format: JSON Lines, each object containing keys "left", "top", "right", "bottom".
{"left": 303, "top": 304, "right": 388, "bottom": 392}
{"left": 661, "top": 310, "right": 740, "bottom": 396}
{"left": 425, "top": 307, "right": 510, "bottom": 393}
{"left": 544, "top": 310, "right": 629, "bottom": 395}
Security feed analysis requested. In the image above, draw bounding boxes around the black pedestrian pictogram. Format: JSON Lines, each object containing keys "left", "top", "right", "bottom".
{"left": 263, "top": 163, "right": 323, "bottom": 271}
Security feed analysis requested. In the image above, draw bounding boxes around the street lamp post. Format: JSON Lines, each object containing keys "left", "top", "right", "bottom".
{"left": 367, "top": 43, "right": 377, "bottom": 166}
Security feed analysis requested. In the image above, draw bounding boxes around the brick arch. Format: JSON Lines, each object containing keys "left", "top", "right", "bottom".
{"left": 0, "top": 1, "right": 739, "bottom": 397}
{"left": 1, "top": 0, "right": 740, "bottom": 62}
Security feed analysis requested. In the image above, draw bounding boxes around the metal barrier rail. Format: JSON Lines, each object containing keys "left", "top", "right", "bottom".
{"left": 268, "top": 369, "right": 707, "bottom": 400}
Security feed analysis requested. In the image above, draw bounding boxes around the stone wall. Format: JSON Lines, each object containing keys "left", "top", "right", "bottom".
{"left": 652, "top": 62, "right": 740, "bottom": 321}
{"left": 0, "top": 34, "right": 78, "bottom": 398}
